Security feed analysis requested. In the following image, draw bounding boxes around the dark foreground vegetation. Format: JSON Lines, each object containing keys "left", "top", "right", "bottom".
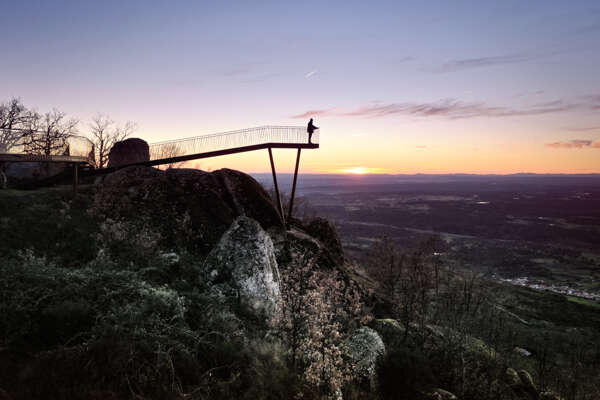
{"left": 1, "top": 170, "right": 599, "bottom": 399}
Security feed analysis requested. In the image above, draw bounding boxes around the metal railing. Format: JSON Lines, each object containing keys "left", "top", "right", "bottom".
{"left": 148, "top": 126, "right": 318, "bottom": 162}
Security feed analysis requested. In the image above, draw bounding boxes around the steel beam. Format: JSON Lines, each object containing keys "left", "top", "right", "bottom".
{"left": 287, "top": 148, "right": 302, "bottom": 225}
{"left": 268, "top": 147, "right": 285, "bottom": 224}
{"left": 73, "top": 163, "right": 78, "bottom": 194}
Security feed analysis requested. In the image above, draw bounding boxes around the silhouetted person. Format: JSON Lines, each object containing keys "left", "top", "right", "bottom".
{"left": 307, "top": 118, "right": 318, "bottom": 144}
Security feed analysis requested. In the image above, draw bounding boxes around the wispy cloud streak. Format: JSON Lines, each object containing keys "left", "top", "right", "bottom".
{"left": 434, "top": 53, "right": 540, "bottom": 73}
{"left": 291, "top": 97, "right": 594, "bottom": 120}
{"left": 566, "top": 126, "right": 600, "bottom": 132}
{"left": 546, "top": 140, "right": 600, "bottom": 149}
{"left": 290, "top": 109, "right": 336, "bottom": 119}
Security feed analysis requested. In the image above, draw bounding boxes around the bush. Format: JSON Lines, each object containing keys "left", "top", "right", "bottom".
{"left": 377, "top": 347, "right": 435, "bottom": 400}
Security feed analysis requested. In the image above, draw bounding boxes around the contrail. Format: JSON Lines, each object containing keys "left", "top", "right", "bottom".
{"left": 305, "top": 69, "right": 317, "bottom": 78}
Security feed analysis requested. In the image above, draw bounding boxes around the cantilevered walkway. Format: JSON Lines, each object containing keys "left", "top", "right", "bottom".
{"left": 142, "top": 126, "right": 319, "bottom": 223}
{"left": 143, "top": 125, "right": 319, "bottom": 168}
{"left": 1, "top": 126, "right": 319, "bottom": 223}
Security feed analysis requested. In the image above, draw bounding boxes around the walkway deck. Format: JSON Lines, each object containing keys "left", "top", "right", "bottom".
{"left": 1, "top": 126, "right": 318, "bottom": 222}
{"left": 140, "top": 125, "right": 319, "bottom": 168}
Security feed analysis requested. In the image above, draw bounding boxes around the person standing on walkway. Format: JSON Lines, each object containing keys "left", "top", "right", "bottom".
{"left": 307, "top": 118, "right": 318, "bottom": 144}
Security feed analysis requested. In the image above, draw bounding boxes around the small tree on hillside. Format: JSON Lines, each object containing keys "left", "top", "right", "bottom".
{"left": 89, "top": 113, "right": 136, "bottom": 168}
{"left": 275, "top": 249, "right": 364, "bottom": 397}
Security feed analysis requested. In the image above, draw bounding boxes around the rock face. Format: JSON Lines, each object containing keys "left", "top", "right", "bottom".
{"left": 203, "top": 216, "right": 281, "bottom": 315}
{"left": 107, "top": 138, "right": 150, "bottom": 167}
{"left": 427, "top": 388, "right": 458, "bottom": 400}
{"left": 93, "top": 166, "right": 282, "bottom": 254}
{"left": 344, "top": 326, "right": 385, "bottom": 387}
{"left": 303, "top": 217, "right": 344, "bottom": 266}
{"left": 372, "top": 318, "right": 405, "bottom": 349}
{"left": 505, "top": 367, "right": 554, "bottom": 399}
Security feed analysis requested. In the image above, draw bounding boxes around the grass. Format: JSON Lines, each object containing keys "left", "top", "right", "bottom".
{"left": 0, "top": 185, "right": 98, "bottom": 266}
{"left": 567, "top": 296, "right": 600, "bottom": 309}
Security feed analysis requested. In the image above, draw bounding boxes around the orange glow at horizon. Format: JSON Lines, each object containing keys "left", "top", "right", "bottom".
{"left": 335, "top": 167, "right": 389, "bottom": 175}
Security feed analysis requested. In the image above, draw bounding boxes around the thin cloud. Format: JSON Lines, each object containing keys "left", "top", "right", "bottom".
{"left": 545, "top": 140, "right": 598, "bottom": 149}
{"left": 580, "top": 95, "right": 600, "bottom": 110}
{"left": 305, "top": 69, "right": 318, "bottom": 79}
{"left": 290, "top": 95, "right": 600, "bottom": 120}
{"left": 395, "top": 56, "right": 414, "bottom": 63}
{"left": 219, "top": 67, "right": 251, "bottom": 77}
{"left": 416, "top": 145, "right": 427, "bottom": 149}
{"left": 434, "top": 53, "right": 539, "bottom": 73}
{"left": 240, "top": 73, "right": 281, "bottom": 83}
{"left": 290, "top": 109, "right": 335, "bottom": 119}
{"left": 566, "top": 126, "right": 600, "bottom": 132}
{"left": 574, "top": 21, "right": 600, "bottom": 34}
{"left": 339, "top": 99, "right": 574, "bottom": 119}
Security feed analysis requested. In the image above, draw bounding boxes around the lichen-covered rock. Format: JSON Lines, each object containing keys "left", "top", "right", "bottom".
{"left": 344, "top": 326, "right": 385, "bottom": 387}
{"left": 514, "top": 346, "right": 532, "bottom": 357}
{"left": 427, "top": 388, "right": 458, "bottom": 400}
{"left": 505, "top": 368, "right": 540, "bottom": 399}
{"left": 540, "top": 391, "right": 562, "bottom": 400}
{"left": 303, "top": 217, "right": 344, "bottom": 266}
{"left": 372, "top": 318, "right": 405, "bottom": 349}
{"left": 517, "top": 369, "right": 537, "bottom": 396}
{"left": 107, "top": 138, "right": 150, "bottom": 167}
{"left": 203, "top": 216, "right": 281, "bottom": 316}
{"left": 505, "top": 367, "right": 521, "bottom": 386}
{"left": 93, "top": 166, "right": 282, "bottom": 254}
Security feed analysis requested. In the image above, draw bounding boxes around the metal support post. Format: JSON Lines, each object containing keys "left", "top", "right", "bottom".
{"left": 268, "top": 148, "right": 285, "bottom": 223}
{"left": 73, "top": 163, "right": 78, "bottom": 194}
{"left": 287, "top": 148, "right": 301, "bottom": 225}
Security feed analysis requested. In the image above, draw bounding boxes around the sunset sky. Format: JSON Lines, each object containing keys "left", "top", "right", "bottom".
{"left": 1, "top": 1, "right": 599, "bottom": 174}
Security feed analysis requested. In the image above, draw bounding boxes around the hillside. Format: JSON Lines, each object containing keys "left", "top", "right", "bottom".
{"left": 0, "top": 167, "right": 599, "bottom": 400}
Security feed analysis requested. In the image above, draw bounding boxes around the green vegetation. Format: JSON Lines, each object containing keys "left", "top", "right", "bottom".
{"left": 1, "top": 183, "right": 599, "bottom": 399}
{"left": 0, "top": 184, "right": 369, "bottom": 399}
{"left": 567, "top": 296, "right": 600, "bottom": 310}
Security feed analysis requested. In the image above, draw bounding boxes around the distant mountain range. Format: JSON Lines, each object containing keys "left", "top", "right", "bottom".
{"left": 251, "top": 173, "right": 600, "bottom": 194}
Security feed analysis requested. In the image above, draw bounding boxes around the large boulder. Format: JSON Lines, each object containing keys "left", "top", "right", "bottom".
{"left": 344, "top": 326, "right": 385, "bottom": 388}
{"left": 203, "top": 216, "right": 281, "bottom": 316}
{"left": 107, "top": 138, "right": 150, "bottom": 167}
{"left": 303, "top": 217, "right": 344, "bottom": 266}
{"left": 427, "top": 389, "right": 458, "bottom": 400}
{"left": 92, "top": 166, "right": 283, "bottom": 254}
{"left": 372, "top": 318, "right": 406, "bottom": 349}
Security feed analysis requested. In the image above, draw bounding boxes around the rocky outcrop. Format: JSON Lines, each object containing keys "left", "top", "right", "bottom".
{"left": 344, "top": 326, "right": 385, "bottom": 388}
{"left": 107, "top": 138, "right": 150, "bottom": 167}
{"left": 372, "top": 318, "right": 405, "bottom": 349}
{"left": 203, "top": 216, "right": 281, "bottom": 315}
{"left": 427, "top": 388, "right": 458, "bottom": 400}
{"left": 93, "top": 166, "right": 283, "bottom": 254}
{"left": 505, "top": 368, "right": 562, "bottom": 400}
{"left": 303, "top": 217, "right": 344, "bottom": 266}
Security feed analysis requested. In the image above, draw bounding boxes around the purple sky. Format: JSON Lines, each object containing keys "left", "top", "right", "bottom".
{"left": 2, "top": 1, "right": 599, "bottom": 173}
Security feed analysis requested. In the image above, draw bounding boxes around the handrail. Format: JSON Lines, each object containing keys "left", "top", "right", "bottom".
{"left": 148, "top": 126, "right": 318, "bottom": 163}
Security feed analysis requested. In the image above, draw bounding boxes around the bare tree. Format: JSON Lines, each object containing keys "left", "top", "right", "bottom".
{"left": 0, "top": 98, "right": 30, "bottom": 152}
{"left": 155, "top": 142, "right": 185, "bottom": 169}
{"left": 22, "top": 109, "right": 79, "bottom": 155}
{"left": 88, "top": 113, "right": 136, "bottom": 168}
